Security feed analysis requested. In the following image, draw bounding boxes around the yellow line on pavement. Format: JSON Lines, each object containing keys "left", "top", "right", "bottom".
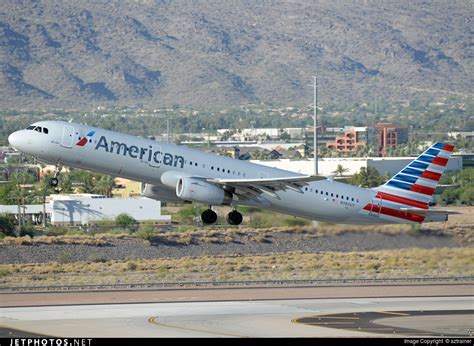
{"left": 148, "top": 316, "right": 246, "bottom": 338}
{"left": 377, "top": 311, "right": 410, "bottom": 316}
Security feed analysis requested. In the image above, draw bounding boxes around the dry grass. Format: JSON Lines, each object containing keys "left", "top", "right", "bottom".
{"left": 1, "top": 248, "right": 472, "bottom": 288}
{"left": 0, "top": 235, "right": 110, "bottom": 246}
{"left": 1, "top": 207, "right": 472, "bottom": 247}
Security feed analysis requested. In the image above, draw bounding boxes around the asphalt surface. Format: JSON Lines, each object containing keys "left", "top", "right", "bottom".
{"left": 294, "top": 310, "right": 474, "bottom": 337}
{"left": 1, "top": 295, "right": 472, "bottom": 337}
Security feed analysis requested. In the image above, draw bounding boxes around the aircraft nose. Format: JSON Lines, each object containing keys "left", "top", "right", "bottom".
{"left": 8, "top": 131, "right": 26, "bottom": 150}
{"left": 8, "top": 131, "right": 20, "bottom": 148}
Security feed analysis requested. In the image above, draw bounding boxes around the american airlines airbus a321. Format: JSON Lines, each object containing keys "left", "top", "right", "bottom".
{"left": 8, "top": 121, "right": 457, "bottom": 225}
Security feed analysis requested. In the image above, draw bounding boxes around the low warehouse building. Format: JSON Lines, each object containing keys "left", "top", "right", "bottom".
{"left": 251, "top": 156, "right": 463, "bottom": 176}
{"left": 49, "top": 194, "right": 171, "bottom": 225}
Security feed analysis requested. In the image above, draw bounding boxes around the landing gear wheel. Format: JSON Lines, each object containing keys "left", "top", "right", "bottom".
{"left": 201, "top": 209, "right": 218, "bottom": 224}
{"left": 227, "top": 210, "right": 243, "bottom": 226}
{"left": 49, "top": 177, "right": 59, "bottom": 187}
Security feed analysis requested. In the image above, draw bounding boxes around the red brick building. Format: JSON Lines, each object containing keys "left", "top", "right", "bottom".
{"left": 374, "top": 122, "right": 408, "bottom": 157}
{"left": 325, "top": 127, "right": 367, "bottom": 153}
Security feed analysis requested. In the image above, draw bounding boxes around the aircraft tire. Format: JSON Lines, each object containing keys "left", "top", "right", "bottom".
{"left": 227, "top": 210, "right": 243, "bottom": 226}
{"left": 201, "top": 209, "right": 217, "bottom": 224}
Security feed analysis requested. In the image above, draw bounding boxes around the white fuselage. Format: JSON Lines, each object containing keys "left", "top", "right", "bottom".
{"left": 8, "top": 120, "right": 403, "bottom": 224}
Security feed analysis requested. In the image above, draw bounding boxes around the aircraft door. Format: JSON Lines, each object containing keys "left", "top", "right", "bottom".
{"left": 61, "top": 125, "right": 75, "bottom": 148}
{"left": 369, "top": 197, "right": 382, "bottom": 217}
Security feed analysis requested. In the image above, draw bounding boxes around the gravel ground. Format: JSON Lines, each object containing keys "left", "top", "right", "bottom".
{"left": 0, "top": 231, "right": 461, "bottom": 264}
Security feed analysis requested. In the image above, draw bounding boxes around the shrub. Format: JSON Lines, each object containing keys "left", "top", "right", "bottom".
{"left": 0, "top": 214, "right": 16, "bottom": 237}
{"left": 134, "top": 227, "right": 156, "bottom": 241}
{"left": 127, "top": 261, "right": 138, "bottom": 271}
{"left": 115, "top": 213, "right": 138, "bottom": 232}
{"left": 283, "top": 217, "right": 311, "bottom": 227}
{"left": 19, "top": 224, "right": 36, "bottom": 238}
{"left": 56, "top": 251, "right": 73, "bottom": 264}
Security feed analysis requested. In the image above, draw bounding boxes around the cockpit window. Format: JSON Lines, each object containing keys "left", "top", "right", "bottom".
{"left": 26, "top": 125, "right": 36, "bottom": 130}
{"left": 34, "top": 127, "right": 42, "bottom": 132}
{"left": 43, "top": 128, "right": 49, "bottom": 134}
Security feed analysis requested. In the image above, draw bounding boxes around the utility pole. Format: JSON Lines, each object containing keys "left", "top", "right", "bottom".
{"left": 309, "top": 76, "right": 319, "bottom": 175}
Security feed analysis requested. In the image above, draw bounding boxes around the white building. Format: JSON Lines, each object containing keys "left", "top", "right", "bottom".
{"left": 251, "top": 156, "right": 463, "bottom": 176}
{"left": 49, "top": 194, "right": 171, "bottom": 225}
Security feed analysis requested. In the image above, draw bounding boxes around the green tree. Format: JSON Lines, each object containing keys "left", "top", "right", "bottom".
{"left": 8, "top": 171, "right": 33, "bottom": 227}
{"left": 94, "top": 175, "right": 115, "bottom": 197}
{"left": 348, "top": 167, "right": 385, "bottom": 188}
{"left": 459, "top": 187, "right": 474, "bottom": 205}
{"left": 440, "top": 188, "right": 460, "bottom": 205}
{"left": 333, "top": 164, "right": 349, "bottom": 177}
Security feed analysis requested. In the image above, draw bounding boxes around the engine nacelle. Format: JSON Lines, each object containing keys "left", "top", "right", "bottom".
{"left": 140, "top": 182, "right": 189, "bottom": 204}
{"left": 176, "top": 177, "right": 232, "bottom": 205}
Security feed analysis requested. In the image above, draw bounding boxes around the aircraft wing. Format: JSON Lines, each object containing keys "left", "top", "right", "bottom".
{"left": 400, "top": 208, "right": 461, "bottom": 215}
{"left": 207, "top": 175, "right": 326, "bottom": 199}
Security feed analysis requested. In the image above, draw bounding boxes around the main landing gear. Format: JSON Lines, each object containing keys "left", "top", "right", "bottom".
{"left": 201, "top": 208, "right": 218, "bottom": 225}
{"left": 49, "top": 164, "right": 62, "bottom": 187}
{"left": 200, "top": 207, "right": 243, "bottom": 226}
{"left": 227, "top": 210, "right": 243, "bottom": 225}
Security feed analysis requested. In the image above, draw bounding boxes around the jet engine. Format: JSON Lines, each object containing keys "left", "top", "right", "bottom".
{"left": 176, "top": 177, "right": 232, "bottom": 205}
{"left": 140, "top": 182, "right": 189, "bottom": 204}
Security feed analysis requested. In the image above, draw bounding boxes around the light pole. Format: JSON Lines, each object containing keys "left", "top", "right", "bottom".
{"left": 309, "top": 76, "right": 319, "bottom": 175}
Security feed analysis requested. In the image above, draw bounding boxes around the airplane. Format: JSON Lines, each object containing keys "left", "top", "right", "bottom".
{"left": 8, "top": 120, "right": 458, "bottom": 225}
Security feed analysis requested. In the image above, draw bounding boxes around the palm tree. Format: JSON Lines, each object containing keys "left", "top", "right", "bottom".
{"left": 333, "top": 164, "right": 349, "bottom": 177}
{"left": 94, "top": 175, "right": 116, "bottom": 197}
{"left": 8, "top": 171, "right": 31, "bottom": 229}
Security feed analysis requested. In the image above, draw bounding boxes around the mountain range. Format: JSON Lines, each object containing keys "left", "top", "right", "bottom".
{"left": 1, "top": 0, "right": 472, "bottom": 109}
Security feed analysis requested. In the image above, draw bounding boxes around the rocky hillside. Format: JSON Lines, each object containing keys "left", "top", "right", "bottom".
{"left": 0, "top": 0, "right": 472, "bottom": 109}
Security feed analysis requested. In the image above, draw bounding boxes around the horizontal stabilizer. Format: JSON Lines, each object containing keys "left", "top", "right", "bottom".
{"left": 399, "top": 208, "right": 461, "bottom": 215}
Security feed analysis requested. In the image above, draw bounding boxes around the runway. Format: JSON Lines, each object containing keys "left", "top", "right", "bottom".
{"left": 1, "top": 296, "right": 473, "bottom": 337}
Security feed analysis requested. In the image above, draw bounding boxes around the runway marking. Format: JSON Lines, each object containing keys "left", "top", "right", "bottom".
{"left": 148, "top": 316, "right": 246, "bottom": 338}
{"left": 312, "top": 316, "right": 360, "bottom": 320}
{"left": 292, "top": 310, "right": 474, "bottom": 337}
{"left": 377, "top": 311, "right": 410, "bottom": 316}
{"left": 306, "top": 322, "right": 355, "bottom": 325}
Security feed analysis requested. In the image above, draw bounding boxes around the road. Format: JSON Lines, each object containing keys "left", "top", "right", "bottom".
{"left": 1, "top": 284, "right": 473, "bottom": 337}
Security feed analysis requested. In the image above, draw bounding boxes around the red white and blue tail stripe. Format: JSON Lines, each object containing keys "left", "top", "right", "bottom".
{"left": 376, "top": 142, "right": 454, "bottom": 205}
{"left": 364, "top": 142, "right": 455, "bottom": 223}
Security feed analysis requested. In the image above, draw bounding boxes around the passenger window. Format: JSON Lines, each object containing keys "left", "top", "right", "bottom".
{"left": 195, "top": 163, "right": 198, "bottom": 167}
{"left": 320, "top": 191, "right": 323, "bottom": 195}
{"left": 315, "top": 190, "right": 318, "bottom": 193}
{"left": 331, "top": 193, "right": 333, "bottom": 197}
{"left": 326, "top": 192, "right": 328, "bottom": 196}
{"left": 227, "top": 170, "right": 230, "bottom": 173}
{"left": 346, "top": 197, "right": 349, "bottom": 200}
{"left": 336, "top": 194, "right": 338, "bottom": 198}
{"left": 217, "top": 168, "right": 220, "bottom": 171}
{"left": 211, "top": 166, "right": 214, "bottom": 170}
{"left": 190, "top": 161, "right": 193, "bottom": 165}
{"left": 305, "top": 187, "right": 308, "bottom": 191}
{"left": 43, "top": 128, "right": 49, "bottom": 134}
{"left": 351, "top": 198, "right": 354, "bottom": 202}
